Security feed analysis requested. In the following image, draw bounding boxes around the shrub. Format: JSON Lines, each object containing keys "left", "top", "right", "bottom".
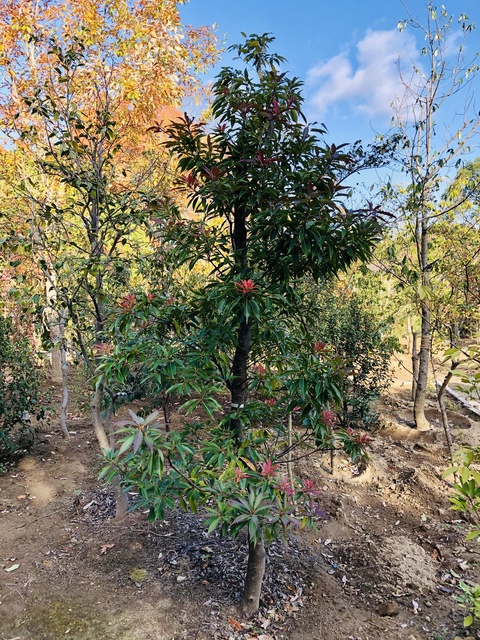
{"left": 0, "top": 316, "right": 47, "bottom": 464}
{"left": 305, "top": 283, "right": 399, "bottom": 428}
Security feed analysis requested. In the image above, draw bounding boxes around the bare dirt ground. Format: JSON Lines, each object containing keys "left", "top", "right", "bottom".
{"left": 2, "top": 361, "right": 480, "bottom": 640}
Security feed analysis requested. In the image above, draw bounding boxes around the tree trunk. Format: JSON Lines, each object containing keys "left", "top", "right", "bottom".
{"left": 229, "top": 319, "right": 251, "bottom": 443}
{"left": 406, "top": 315, "right": 412, "bottom": 353}
{"left": 105, "top": 406, "right": 128, "bottom": 519}
{"left": 45, "top": 276, "right": 63, "bottom": 383}
{"left": 287, "top": 413, "right": 294, "bottom": 490}
{"left": 413, "top": 202, "right": 431, "bottom": 431}
{"left": 437, "top": 371, "right": 455, "bottom": 461}
{"left": 239, "top": 537, "right": 266, "bottom": 616}
{"left": 411, "top": 330, "right": 419, "bottom": 402}
{"left": 91, "top": 385, "right": 110, "bottom": 451}
{"left": 59, "top": 308, "right": 69, "bottom": 439}
{"left": 413, "top": 316, "right": 431, "bottom": 431}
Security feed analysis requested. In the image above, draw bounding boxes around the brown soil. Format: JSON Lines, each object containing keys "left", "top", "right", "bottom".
{"left": 2, "top": 369, "right": 480, "bottom": 640}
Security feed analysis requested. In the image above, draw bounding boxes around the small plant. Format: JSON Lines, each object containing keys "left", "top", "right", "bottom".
{"left": 456, "top": 581, "right": 480, "bottom": 628}
{"left": 444, "top": 447, "right": 480, "bottom": 538}
{"left": 444, "top": 447, "right": 480, "bottom": 627}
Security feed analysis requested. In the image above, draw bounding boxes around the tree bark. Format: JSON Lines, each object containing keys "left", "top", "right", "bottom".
{"left": 229, "top": 319, "right": 251, "bottom": 443}
{"left": 91, "top": 385, "right": 110, "bottom": 451}
{"left": 287, "top": 413, "right": 294, "bottom": 490}
{"left": 437, "top": 367, "right": 456, "bottom": 461}
{"left": 228, "top": 199, "right": 251, "bottom": 443}
{"left": 413, "top": 204, "right": 431, "bottom": 431}
{"left": 413, "top": 319, "right": 431, "bottom": 430}
{"left": 45, "top": 275, "right": 63, "bottom": 383}
{"left": 411, "top": 330, "right": 419, "bottom": 402}
{"left": 59, "top": 308, "right": 69, "bottom": 439}
{"left": 239, "top": 537, "right": 266, "bottom": 616}
{"left": 105, "top": 405, "right": 128, "bottom": 519}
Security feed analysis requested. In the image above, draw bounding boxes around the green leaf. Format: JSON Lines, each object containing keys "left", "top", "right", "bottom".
{"left": 465, "top": 530, "right": 480, "bottom": 541}
{"left": 464, "top": 614, "right": 474, "bottom": 627}
{"left": 117, "top": 434, "right": 135, "bottom": 455}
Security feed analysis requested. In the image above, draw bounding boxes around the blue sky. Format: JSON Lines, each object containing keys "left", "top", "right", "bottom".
{"left": 181, "top": 0, "right": 480, "bottom": 148}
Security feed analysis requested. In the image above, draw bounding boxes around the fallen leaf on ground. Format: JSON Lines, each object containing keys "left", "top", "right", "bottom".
{"left": 228, "top": 617, "right": 243, "bottom": 631}
{"left": 5, "top": 564, "right": 19, "bottom": 572}
{"left": 100, "top": 543, "right": 114, "bottom": 555}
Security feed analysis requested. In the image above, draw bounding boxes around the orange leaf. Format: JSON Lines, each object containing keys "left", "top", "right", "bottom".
{"left": 228, "top": 617, "right": 243, "bottom": 631}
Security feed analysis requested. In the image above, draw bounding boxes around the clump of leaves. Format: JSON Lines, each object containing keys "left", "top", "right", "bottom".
{"left": 444, "top": 447, "right": 480, "bottom": 627}
{"left": 0, "top": 316, "right": 48, "bottom": 464}
{"left": 101, "top": 410, "right": 323, "bottom": 546}
{"left": 456, "top": 581, "right": 480, "bottom": 628}
{"left": 300, "top": 282, "right": 398, "bottom": 429}
{"left": 443, "top": 447, "right": 480, "bottom": 540}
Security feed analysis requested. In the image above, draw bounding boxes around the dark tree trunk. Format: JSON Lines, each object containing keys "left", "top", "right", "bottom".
{"left": 162, "top": 393, "right": 171, "bottom": 432}
{"left": 435, "top": 326, "right": 459, "bottom": 460}
{"left": 239, "top": 537, "right": 266, "bottom": 616}
{"left": 228, "top": 201, "right": 251, "bottom": 442}
{"left": 229, "top": 319, "right": 251, "bottom": 442}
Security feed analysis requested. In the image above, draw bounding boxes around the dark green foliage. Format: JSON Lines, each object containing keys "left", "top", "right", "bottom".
{"left": 309, "top": 284, "right": 398, "bottom": 428}
{"left": 0, "top": 317, "right": 47, "bottom": 464}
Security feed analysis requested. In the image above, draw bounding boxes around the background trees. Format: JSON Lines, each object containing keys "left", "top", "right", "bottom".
{"left": 0, "top": 0, "right": 218, "bottom": 447}
{"left": 379, "top": 4, "right": 480, "bottom": 429}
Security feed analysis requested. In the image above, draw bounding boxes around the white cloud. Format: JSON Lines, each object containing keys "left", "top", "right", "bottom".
{"left": 307, "top": 29, "right": 420, "bottom": 121}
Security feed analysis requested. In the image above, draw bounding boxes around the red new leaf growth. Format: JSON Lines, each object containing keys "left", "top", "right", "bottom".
{"left": 202, "top": 165, "right": 225, "bottom": 181}
{"left": 235, "top": 279, "right": 256, "bottom": 295}
{"left": 276, "top": 477, "right": 294, "bottom": 496}
{"left": 234, "top": 467, "right": 248, "bottom": 483}
{"left": 313, "top": 341, "right": 327, "bottom": 353}
{"left": 300, "top": 479, "right": 320, "bottom": 496}
{"left": 259, "top": 459, "right": 279, "bottom": 478}
{"left": 119, "top": 293, "right": 135, "bottom": 311}
{"left": 255, "top": 150, "right": 279, "bottom": 166}
{"left": 252, "top": 363, "right": 267, "bottom": 375}
{"left": 93, "top": 343, "right": 112, "bottom": 356}
{"left": 347, "top": 427, "right": 370, "bottom": 445}
{"left": 180, "top": 172, "right": 199, "bottom": 189}
{"left": 321, "top": 409, "right": 335, "bottom": 427}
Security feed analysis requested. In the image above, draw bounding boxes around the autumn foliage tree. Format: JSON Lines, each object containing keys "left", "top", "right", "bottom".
{"left": 0, "top": 1, "right": 218, "bottom": 447}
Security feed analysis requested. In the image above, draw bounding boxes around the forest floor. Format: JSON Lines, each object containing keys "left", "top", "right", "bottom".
{"left": 1, "top": 357, "right": 480, "bottom": 640}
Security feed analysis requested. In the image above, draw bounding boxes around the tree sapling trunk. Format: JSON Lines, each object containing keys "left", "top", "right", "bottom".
{"left": 229, "top": 319, "right": 251, "bottom": 443}
{"left": 413, "top": 315, "right": 431, "bottom": 430}
{"left": 91, "top": 385, "right": 110, "bottom": 451}
{"left": 59, "top": 310, "right": 69, "bottom": 439}
{"left": 411, "top": 330, "right": 419, "bottom": 402}
{"left": 239, "top": 537, "right": 266, "bottom": 616}
{"left": 106, "top": 405, "right": 128, "bottom": 519}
